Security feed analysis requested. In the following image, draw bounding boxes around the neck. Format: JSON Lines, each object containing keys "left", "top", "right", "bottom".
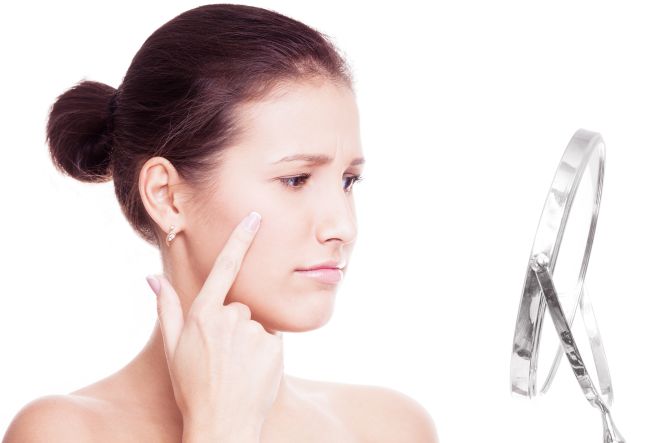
{"left": 119, "top": 318, "right": 293, "bottom": 422}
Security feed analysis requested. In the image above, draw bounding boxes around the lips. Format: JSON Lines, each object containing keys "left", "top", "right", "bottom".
{"left": 296, "top": 260, "right": 345, "bottom": 271}
{"left": 295, "top": 267, "right": 343, "bottom": 284}
{"left": 295, "top": 259, "right": 346, "bottom": 285}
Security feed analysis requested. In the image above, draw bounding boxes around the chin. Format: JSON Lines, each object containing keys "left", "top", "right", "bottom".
{"left": 253, "top": 296, "right": 336, "bottom": 333}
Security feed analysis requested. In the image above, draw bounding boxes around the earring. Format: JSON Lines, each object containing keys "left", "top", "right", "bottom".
{"left": 166, "top": 225, "right": 177, "bottom": 246}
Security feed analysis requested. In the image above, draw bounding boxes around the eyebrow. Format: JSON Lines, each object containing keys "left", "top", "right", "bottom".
{"left": 271, "top": 154, "right": 365, "bottom": 166}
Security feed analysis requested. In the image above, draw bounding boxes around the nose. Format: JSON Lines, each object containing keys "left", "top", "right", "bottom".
{"left": 315, "top": 184, "right": 357, "bottom": 246}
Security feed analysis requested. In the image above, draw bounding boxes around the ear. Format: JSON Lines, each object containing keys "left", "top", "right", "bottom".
{"left": 138, "top": 156, "right": 187, "bottom": 242}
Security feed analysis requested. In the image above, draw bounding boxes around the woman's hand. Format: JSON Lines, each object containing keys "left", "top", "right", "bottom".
{"left": 146, "top": 211, "right": 284, "bottom": 442}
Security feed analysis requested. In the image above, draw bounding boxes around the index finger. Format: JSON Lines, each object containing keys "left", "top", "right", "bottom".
{"left": 193, "top": 211, "right": 261, "bottom": 309}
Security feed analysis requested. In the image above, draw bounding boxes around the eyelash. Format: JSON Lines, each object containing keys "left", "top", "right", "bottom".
{"left": 279, "top": 173, "right": 364, "bottom": 192}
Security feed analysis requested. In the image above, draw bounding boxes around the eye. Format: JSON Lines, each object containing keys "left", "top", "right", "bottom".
{"left": 278, "top": 174, "right": 311, "bottom": 190}
{"left": 343, "top": 174, "right": 364, "bottom": 193}
{"left": 278, "top": 173, "right": 364, "bottom": 192}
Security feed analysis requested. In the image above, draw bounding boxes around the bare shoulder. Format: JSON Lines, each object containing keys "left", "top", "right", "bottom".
{"left": 290, "top": 376, "right": 439, "bottom": 443}
{"left": 2, "top": 394, "right": 101, "bottom": 443}
{"left": 331, "top": 383, "right": 439, "bottom": 443}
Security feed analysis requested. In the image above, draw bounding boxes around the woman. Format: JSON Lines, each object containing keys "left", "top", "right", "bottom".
{"left": 3, "top": 4, "right": 438, "bottom": 442}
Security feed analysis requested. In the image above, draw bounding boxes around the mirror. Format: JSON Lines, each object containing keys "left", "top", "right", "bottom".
{"left": 510, "top": 129, "right": 624, "bottom": 442}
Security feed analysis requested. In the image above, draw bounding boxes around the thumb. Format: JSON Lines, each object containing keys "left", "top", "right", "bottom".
{"left": 147, "top": 274, "right": 184, "bottom": 362}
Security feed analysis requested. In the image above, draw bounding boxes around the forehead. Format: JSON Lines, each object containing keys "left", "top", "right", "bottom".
{"left": 230, "top": 79, "right": 362, "bottom": 162}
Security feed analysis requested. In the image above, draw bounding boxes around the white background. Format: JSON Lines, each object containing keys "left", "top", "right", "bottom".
{"left": 1, "top": 1, "right": 649, "bottom": 441}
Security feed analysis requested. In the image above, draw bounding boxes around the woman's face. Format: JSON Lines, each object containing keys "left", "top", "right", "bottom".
{"left": 185, "top": 79, "right": 364, "bottom": 333}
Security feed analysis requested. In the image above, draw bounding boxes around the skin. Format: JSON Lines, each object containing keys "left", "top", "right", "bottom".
{"left": 3, "top": 78, "right": 438, "bottom": 442}
{"left": 160, "top": 77, "right": 363, "bottom": 334}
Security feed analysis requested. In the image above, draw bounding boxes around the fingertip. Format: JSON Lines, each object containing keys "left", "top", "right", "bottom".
{"left": 146, "top": 275, "right": 161, "bottom": 296}
{"left": 242, "top": 211, "right": 261, "bottom": 233}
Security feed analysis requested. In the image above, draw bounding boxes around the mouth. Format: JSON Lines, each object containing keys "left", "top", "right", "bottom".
{"left": 294, "top": 267, "right": 343, "bottom": 285}
{"left": 296, "top": 259, "right": 346, "bottom": 272}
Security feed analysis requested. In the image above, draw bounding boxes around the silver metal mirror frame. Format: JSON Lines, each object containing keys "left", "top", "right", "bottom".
{"left": 509, "top": 129, "right": 624, "bottom": 442}
{"left": 510, "top": 128, "right": 603, "bottom": 397}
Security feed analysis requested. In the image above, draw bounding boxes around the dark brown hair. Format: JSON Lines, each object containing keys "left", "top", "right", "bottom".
{"left": 46, "top": 3, "right": 353, "bottom": 247}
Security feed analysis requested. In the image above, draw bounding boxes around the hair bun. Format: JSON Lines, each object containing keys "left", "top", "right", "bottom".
{"left": 46, "top": 80, "right": 117, "bottom": 182}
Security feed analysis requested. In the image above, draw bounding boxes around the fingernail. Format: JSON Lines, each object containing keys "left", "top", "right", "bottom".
{"left": 242, "top": 211, "right": 261, "bottom": 232}
{"left": 146, "top": 275, "right": 161, "bottom": 296}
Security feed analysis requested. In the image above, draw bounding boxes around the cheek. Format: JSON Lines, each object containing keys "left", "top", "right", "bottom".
{"left": 229, "top": 212, "right": 309, "bottom": 308}
{"left": 211, "top": 187, "right": 308, "bottom": 301}
{"left": 225, "top": 222, "right": 294, "bottom": 304}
